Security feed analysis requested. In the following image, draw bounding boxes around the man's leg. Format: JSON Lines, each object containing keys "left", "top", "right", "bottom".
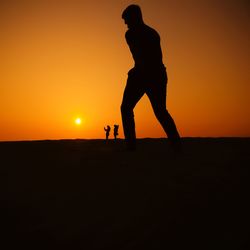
{"left": 147, "top": 80, "right": 181, "bottom": 151}
{"left": 121, "top": 74, "right": 145, "bottom": 150}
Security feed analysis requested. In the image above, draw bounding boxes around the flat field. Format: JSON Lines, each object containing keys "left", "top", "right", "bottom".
{"left": 1, "top": 138, "right": 249, "bottom": 249}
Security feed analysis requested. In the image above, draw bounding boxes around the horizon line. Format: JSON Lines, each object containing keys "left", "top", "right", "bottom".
{"left": 1, "top": 136, "right": 250, "bottom": 143}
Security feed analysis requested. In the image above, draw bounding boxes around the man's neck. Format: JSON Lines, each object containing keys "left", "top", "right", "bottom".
{"left": 129, "top": 22, "right": 145, "bottom": 31}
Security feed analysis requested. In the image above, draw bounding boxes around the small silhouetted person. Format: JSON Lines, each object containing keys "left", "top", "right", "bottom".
{"left": 104, "top": 125, "right": 111, "bottom": 140}
{"left": 114, "top": 124, "right": 119, "bottom": 140}
{"left": 121, "top": 5, "right": 181, "bottom": 151}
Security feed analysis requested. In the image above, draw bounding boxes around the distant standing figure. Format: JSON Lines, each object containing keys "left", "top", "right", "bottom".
{"left": 114, "top": 125, "right": 119, "bottom": 140}
{"left": 104, "top": 125, "right": 111, "bottom": 140}
{"left": 121, "top": 5, "right": 181, "bottom": 151}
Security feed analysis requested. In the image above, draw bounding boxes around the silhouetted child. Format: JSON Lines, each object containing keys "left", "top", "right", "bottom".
{"left": 104, "top": 125, "right": 111, "bottom": 140}
{"left": 114, "top": 125, "right": 119, "bottom": 140}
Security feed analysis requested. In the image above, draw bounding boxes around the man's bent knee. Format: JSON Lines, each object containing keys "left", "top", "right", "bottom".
{"left": 154, "top": 108, "right": 169, "bottom": 121}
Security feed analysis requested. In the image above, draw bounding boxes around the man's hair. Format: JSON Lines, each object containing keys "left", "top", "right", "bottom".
{"left": 122, "top": 4, "right": 143, "bottom": 21}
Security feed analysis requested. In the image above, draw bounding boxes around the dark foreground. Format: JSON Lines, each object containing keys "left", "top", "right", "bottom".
{"left": 1, "top": 138, "right": 249, "bottom": 249}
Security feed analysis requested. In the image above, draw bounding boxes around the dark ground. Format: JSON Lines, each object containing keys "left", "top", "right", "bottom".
{"left": 1, "top": 138, "right": 249, "bottom": 249}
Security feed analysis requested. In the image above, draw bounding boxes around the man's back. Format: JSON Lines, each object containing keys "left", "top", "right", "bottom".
{"left": 125, "top": 24, "right": 164, "bottom": 70}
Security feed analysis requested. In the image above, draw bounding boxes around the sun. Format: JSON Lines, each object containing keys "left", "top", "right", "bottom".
{"left": 75, "top": 118, "right": 82, "bottom": 125}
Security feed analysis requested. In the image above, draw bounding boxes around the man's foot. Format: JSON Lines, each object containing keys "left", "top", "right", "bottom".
{"left": 170, "top": 140, "right": 183, "bottom": 155}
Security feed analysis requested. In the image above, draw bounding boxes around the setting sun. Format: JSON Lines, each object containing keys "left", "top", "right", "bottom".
{"left": 75, "top": 118, "right": 82, "bottom": 125}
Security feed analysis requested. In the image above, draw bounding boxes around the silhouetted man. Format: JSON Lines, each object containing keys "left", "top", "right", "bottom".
{"left": 121, "top": 5, "right": 181, "bottom": 151}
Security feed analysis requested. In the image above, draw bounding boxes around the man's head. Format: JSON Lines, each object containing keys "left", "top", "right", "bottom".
{"left": 122, "top": 5, "right": 143, "bottom": 29}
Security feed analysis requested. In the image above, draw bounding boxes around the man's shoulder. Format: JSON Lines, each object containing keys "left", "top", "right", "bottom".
{"left": 144, "top": 25, "right": 160, "bottom": 38}
{"left": 125, "top": 24, "right": 160, "bottom": 41}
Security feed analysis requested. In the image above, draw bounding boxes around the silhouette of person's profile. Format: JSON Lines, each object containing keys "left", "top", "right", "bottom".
{"left": 104, "top": 125, "right": 111, "bottom": 140}
{"left": 114, "top": 125, "right": 119, "bottom": 140}
{"left": 121, "top": 5, "right": 181, "bottom": 151}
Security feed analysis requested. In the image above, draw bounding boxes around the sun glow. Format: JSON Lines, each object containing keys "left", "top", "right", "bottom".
{"left": 75, "top": 118, "right": 82, "bottom": 125}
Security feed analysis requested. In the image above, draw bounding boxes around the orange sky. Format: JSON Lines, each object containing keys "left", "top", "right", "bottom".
{"left": 0, "top": 0, "right": 249, "bottom": 141}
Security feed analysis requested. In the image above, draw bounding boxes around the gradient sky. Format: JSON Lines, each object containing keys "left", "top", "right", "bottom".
{"left": 0, "top": 0, "right": 249, "bottom": 141}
